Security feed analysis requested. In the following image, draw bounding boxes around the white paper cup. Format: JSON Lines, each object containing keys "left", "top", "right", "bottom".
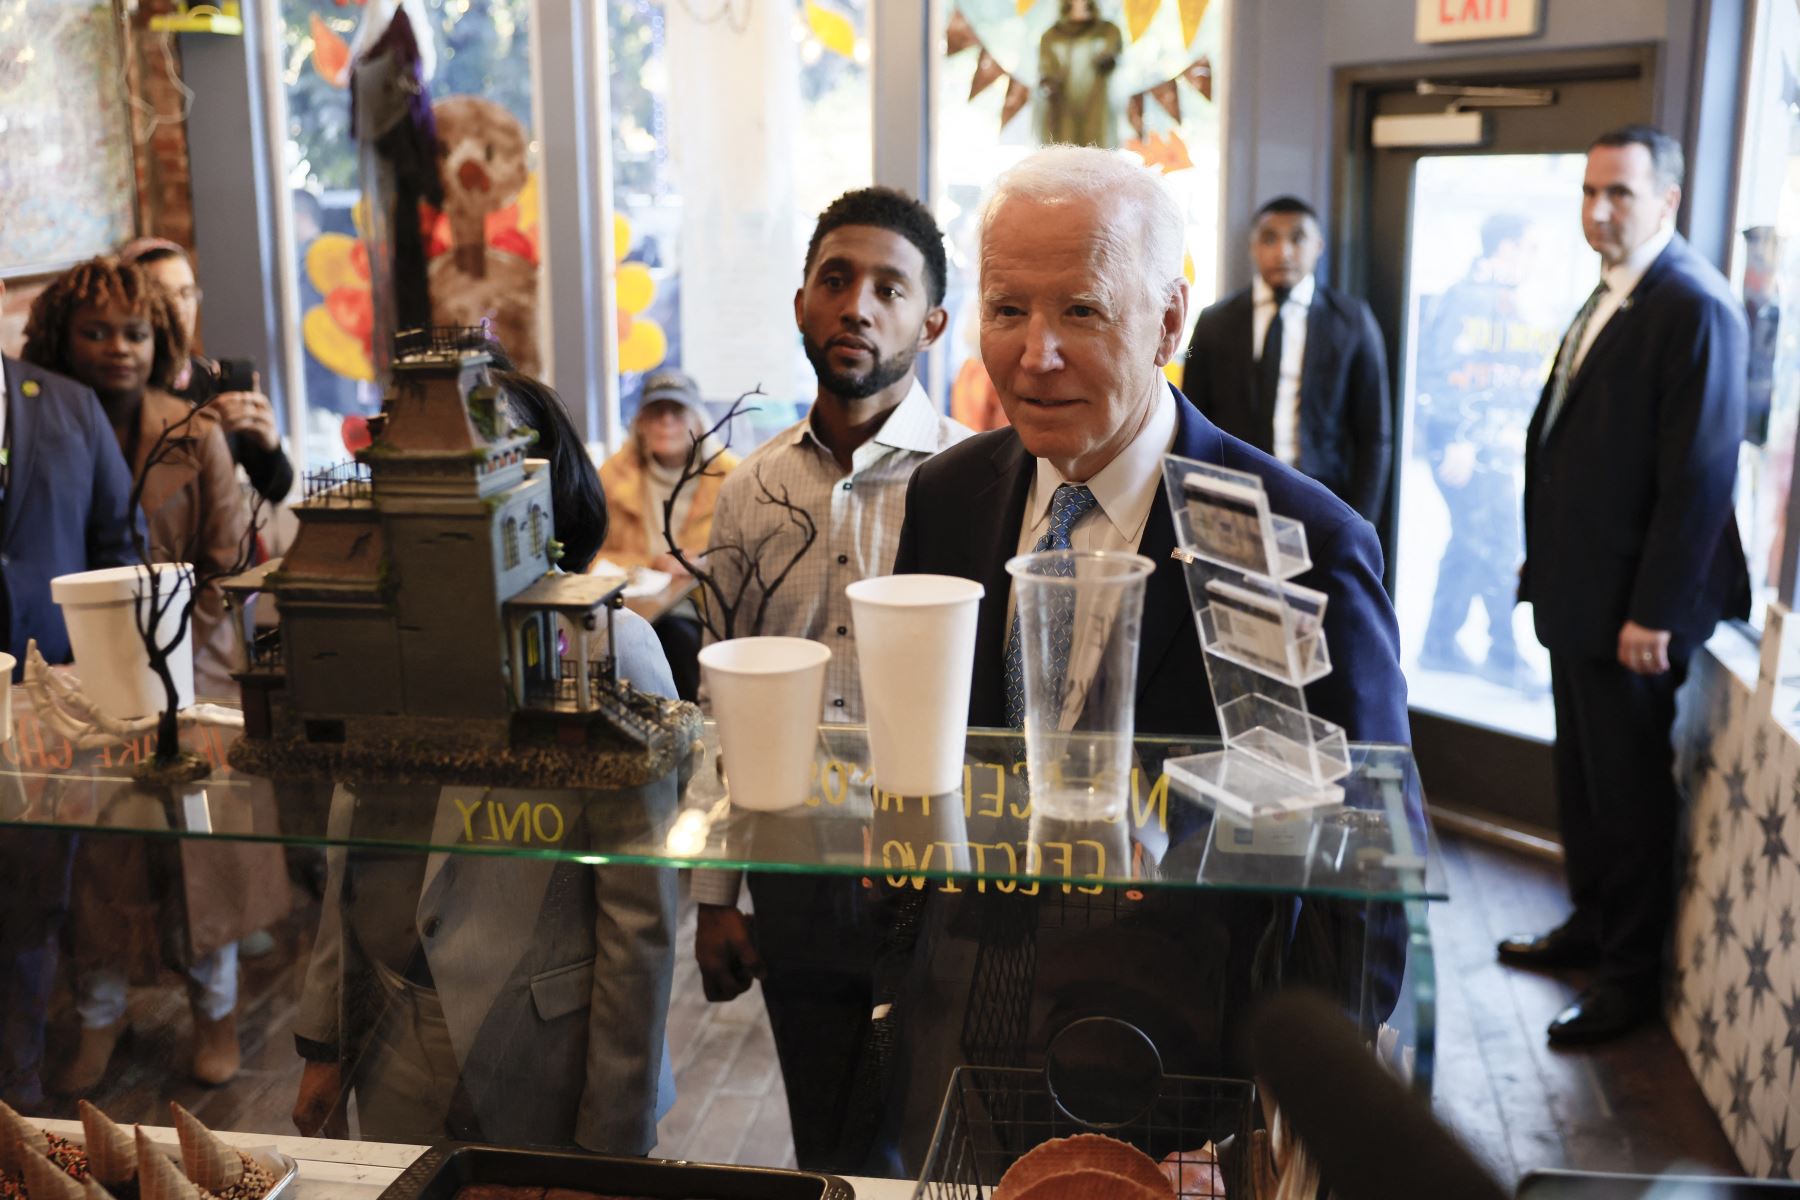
{"left": 847, "top": 574, "right": 984, "bottom": 797}
{"left": 51, "top": 564, "right": 195, "bottom": 721}
{"left": 700, "top": 637, "right": 831, "bottom": 812}
{"left": 0, "top": 652, "right": 14, "bottom": 742}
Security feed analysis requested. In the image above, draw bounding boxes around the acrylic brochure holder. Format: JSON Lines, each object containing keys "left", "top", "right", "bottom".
{"left": 1160, "top": 455, "right": 1350, "bottom": 817}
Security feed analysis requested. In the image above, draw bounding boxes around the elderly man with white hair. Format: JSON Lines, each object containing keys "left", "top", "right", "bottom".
{"left": 894, "top": 146, "right": 1408, "bottom": 744}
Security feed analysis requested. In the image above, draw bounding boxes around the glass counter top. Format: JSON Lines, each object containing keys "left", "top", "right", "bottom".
{"left": 1, "top": 691, "right": 1445, "bottom": 902}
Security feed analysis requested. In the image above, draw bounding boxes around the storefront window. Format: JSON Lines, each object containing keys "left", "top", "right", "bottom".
{"left": 606, "top": 0, "right": 872, "bottom": 438}
{"left": 280, "top": 0, "right": 542, "bottom": 467}
{"left": 1731, "top": 0, "right": 1800, "bottom": 624}
{"left": 936, "top": 0, "right": 1224, "bottom": 429}
{"left": 1395, "top": 153, "right": 1595, "bottom": 741}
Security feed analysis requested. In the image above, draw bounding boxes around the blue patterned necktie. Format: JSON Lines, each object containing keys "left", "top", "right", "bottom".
{"left": 1539, "top": 278, "right": 1609, "bottom": 441}
{"left": 1004, "top": 484, "right": 1101, "bottom": 729}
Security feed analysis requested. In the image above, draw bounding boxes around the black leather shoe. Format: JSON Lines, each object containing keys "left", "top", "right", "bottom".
{"left": 1547, "top": 983, "right": 1654, "bottom": 1045}
{"left": 1496, "top": 922, "right": 1600, "bottom": 969}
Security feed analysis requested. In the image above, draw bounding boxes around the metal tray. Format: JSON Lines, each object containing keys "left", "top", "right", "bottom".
{"left": 49, "top": 1126, "right": 300, "bottom": 1199}
{"left": 378, "top": 1143, "right": 855, "bottom": 1199}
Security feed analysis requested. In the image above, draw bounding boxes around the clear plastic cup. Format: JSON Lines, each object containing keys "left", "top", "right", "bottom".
{"left": 1006, "top": 550, "right": 1155, "bottom": 821}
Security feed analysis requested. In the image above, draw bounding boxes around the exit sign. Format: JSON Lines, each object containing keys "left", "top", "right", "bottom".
{"left": 1417, "top": 0, "right": 1542, "bottom": 42}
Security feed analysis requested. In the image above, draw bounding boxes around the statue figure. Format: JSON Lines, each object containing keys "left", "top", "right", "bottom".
{"left": 1035, "top": 0, "right": 1122, "bottom": 149}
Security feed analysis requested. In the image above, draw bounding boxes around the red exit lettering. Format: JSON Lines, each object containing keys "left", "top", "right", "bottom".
{"left": 1440, "top": 0, "right": 1509, "bottom": 22}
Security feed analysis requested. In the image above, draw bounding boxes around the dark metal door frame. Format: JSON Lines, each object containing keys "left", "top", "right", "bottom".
{"left": 1328, "top": 45, "right": 1659, "bottom": 830}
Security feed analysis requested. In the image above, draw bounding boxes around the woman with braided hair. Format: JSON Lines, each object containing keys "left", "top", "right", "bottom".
{"left": 21, "top": 257, "right": 284, "bottom": 1093}
{"left": 21, "top": 256, "right": 250, "bottom": 696}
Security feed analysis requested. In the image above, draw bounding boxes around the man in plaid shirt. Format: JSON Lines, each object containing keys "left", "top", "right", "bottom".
{"left": 689, "top": 187, "right": 969, "bottom": 1171}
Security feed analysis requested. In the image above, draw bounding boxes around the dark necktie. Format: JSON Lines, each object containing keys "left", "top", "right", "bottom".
{"left": 1539, "top": 279, "right": 1610, "bottom": 442}
{"left": 1255, "top": 286, "right": 1291, "bottom": 453}
{"left": 1003, "top": 483, "right": 1101, "bottom": 729}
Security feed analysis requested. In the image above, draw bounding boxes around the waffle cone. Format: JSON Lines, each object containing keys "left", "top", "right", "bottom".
{"left": 136, "top": 1127, "right": 201, "bottom": 1200}
{"left": 18, "top": 1142, "right": 85, "bottom": 1200}
{"left": 996, "top": 1134, "right": 1174, "bottom": 1199}
{"left": 84, "top": 1178, "right": 121, "bottom": 1200}
{"left": 78, "top": 1100, "right": 136, "bottom": 1186}
{"left": 169, "top": 1102, "right": 242, "bottom": 1190}
{"left": 0, "top": 1099, "right": 49, "bottom": 1177}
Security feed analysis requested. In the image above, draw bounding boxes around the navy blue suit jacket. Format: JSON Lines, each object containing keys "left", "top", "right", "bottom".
{"left": 1180, "top": 284, "right": 1392, "bottom": 525}
{"left": 1, "top": 357, "right": 141, "bottom": 671}
{"left": 1522, "top": 234, "right": 1751, "bottom": 656}
{"left": 892, "top": 386, "right": 1410, "bottom": 746}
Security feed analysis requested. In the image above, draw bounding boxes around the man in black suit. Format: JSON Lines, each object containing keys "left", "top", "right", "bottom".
{"left": 885, "top": 153, "right": 1410, "bottom": 1164}
{"left": 1179, "top": 196, "right": 1391, "bottom": 526}
{"left": 895, "top": 163, "right": 1406, "bottom": 745}
{"left": 1499, "top": 126, "right": 1749, "bottom": 1044}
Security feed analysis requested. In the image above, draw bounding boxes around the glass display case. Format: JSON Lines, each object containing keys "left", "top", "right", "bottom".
{"left": 0, "top": 690, "right": 1442, "bottom": 1193}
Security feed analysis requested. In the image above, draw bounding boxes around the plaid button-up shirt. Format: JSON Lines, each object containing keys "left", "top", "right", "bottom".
{"left": 691, "top": 379, "right": 970, "bottom": 906}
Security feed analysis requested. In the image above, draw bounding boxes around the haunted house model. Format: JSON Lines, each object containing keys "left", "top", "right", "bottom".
{"left": 223, "top": 328, "right": 700, "bottom": 788}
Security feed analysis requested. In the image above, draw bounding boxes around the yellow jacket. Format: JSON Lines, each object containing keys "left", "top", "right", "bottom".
{"left": 596, "top": 445, "right": 739, "bottom": 569}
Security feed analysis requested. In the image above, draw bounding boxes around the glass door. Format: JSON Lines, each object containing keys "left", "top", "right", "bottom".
{"left": 1396, "top": 153, "right": 1594, "bottom": 741}
{"left": 1346, "top": 51, "right": 1654, "bottom": 826}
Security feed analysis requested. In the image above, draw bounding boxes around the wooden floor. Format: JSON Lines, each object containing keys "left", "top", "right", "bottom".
{"left": 25, "top": 835, "right": 1739, "bottom": 1191}
{"left": 1430, "top": 834, "right": 1740, "bottom": 1187}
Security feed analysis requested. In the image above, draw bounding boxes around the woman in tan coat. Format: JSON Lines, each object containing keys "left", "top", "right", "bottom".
{"left": 22, "top": 257, "right": 248, "bottom": 695}
{"left": 22, "top": 257, "right": 285, "bottom": 1091}
{"left": 596, "top": 369, "right": 737, "bottom": 699}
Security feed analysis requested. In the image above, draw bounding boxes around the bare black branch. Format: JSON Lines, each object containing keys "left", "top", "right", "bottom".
{"left": 659, "top": 389, "right": 820, "bottom": 641}
{"left": 127, "top": 399, "right": 267, "bottom": 766}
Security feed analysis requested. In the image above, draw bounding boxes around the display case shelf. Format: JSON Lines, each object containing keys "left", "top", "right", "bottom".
{"left": 0, "top": 689, "right": 1443, "bottom": 903}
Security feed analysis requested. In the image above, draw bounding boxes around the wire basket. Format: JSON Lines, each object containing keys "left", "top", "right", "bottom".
{"left": 915, "top": 1064, "right": 1255, "bottom": 1199}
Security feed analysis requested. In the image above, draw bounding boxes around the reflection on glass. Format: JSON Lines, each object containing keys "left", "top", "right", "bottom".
{"left": 1398, "top": 154, "right": 1595, "bottom": 740}
{"left": 1731, "top": 0, "right": 1800, "bottom": 632}
{"left": 936, "top": 0, "right": 1225, "bottom": 427}
{"left": 607, "top": 0, "right": 871, "bottom": 436}
{"left": 280, "top": 0, "right": 542, "bottom": 468}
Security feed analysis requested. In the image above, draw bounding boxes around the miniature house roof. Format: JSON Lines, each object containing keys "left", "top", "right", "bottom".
{"left": 218, "top": 559, "right": 282, "bottom": 597}
{"left": 503, "top": 573, "right": 628, "bottom": 616}
{"left": 371, "top": 327, "right": 530, "bottom": 457}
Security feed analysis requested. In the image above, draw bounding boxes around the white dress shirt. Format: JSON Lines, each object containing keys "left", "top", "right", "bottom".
{"left": 1252, "top": 273, "right": 1314, "bottom": 467}
{"left": 1014, "top": 381, "right": 1180, "bottom": 559}
{"left": 1571, "top": 224, "right": 1673, "bottom": 373}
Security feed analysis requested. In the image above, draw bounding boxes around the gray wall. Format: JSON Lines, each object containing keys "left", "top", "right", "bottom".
{"left": 1219, "top": 0, "right": 1728, "bottom": 294}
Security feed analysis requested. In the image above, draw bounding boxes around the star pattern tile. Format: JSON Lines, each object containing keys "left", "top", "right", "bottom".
{"left": 1766, "top": 1113, "right": 1796, "bottom": 1181}
{"left": 1726, "top": 760, "right": 1753, "bottom": 831}
{"left": 1695, "top": 1000, "right": 1722, "bottom": 1081}
{"left": 1714, "top": 880, "right": 1739, "bottom": 959}
{"left": 1759, "top": 795, "right": 1792, "bottom": 886}
{"left": 1729, "top": 1049, "right": 1758, "bottom": 1143}
{"left": 1748, "top": 924, "right": 1778, "bottom": 1020}
{"left": 1642, "top": 656, "right": 1800, "bottom": 1177}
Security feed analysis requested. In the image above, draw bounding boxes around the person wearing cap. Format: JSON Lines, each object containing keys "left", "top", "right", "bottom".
{"left": 595, "top": 368, "right": 739, "bottom": 701}
{"left": 118, "top": 238, "right": 295, "bottom": 505}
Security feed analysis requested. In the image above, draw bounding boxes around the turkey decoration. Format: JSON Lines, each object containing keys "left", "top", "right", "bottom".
{"left": 300, "top": 18, "right": 546, "bottom": 378}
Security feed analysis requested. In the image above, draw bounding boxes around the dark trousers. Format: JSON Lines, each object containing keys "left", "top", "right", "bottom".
{"left": 1548, "top": 649, "right": 1687, "bottom": 988}
{"left": 0, "top": 831, "right": 76, "bottom": 1107}
{"left": 1424, "top": 469, "right": 1522, "bottom": 664}
{"left": 748, "top": 873, "right": 884, "bottom": 1174}
{"left": 653, "top": 615, "right": 703, "bottom": 703}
